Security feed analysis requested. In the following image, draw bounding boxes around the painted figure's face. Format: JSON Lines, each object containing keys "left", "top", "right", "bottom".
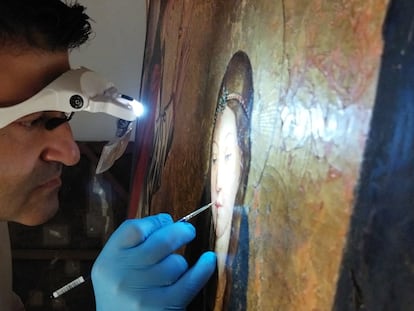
{"left": 0, "top": 50, "right": 80, "bottom": 226}
{"left": 211, "top": 106, "right": 242, "bottom": 238}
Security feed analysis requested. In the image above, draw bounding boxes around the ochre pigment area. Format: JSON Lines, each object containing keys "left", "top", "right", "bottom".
{"left": 133, "top": 1, "right": 389, "bottom": 310}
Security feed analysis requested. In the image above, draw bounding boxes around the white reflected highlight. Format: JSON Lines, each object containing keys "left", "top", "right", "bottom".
{"left": 131, "top": 99, "right": 145, "bottom": 117}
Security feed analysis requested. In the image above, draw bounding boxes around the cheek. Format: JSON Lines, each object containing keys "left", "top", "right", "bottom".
{"left": 0, "top": 142, "right": 40, "bottom": 205}
{"left": 210, "top": 168, "right": 216, "bottom": 195}
{"left": 0, "top": 150, "right": 32, "bottom": 198}
{"left": 0, "top": 129, "right": 41, "bottom": 169}
{"left": 229, "top": 153, "right": 242, "bottom": 189}
{"left": 0, "top": 148, "right": 35, "bottom": 178}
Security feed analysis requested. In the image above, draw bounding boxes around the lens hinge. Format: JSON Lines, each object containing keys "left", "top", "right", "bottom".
{"left": 70, "top": 95, "right": 84, "bottom": 109}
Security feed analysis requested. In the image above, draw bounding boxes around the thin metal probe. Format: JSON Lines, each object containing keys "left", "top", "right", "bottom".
{"left": 177, "top": 202, "right": 214, "bottom": 222}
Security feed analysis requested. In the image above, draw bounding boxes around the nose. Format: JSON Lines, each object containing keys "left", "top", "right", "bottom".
{"left": 215, "top": 164, "right": 224, "bottom": 194}
{"left": 40, "top": 122, "right": 80, "bottom": 166}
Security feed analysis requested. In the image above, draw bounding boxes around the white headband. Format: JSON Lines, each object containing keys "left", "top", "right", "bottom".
{"left": 0, "top": 66, "right": 144, "bottom": 129}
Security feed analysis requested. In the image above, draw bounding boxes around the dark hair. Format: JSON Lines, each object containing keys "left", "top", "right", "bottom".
{"left": 0, "top": 0, "right": 92, "bottom": 52}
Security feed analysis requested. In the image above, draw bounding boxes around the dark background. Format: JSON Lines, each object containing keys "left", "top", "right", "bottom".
{"left": 334, "top": 0, "right": 414, "bottom": 310}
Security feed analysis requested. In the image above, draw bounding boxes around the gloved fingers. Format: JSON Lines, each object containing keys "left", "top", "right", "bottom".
{"left": 130, "top": 221, "right": 196, "bottom": 266}
{"left": 167, "top": 251, "right": 217, "bottom": 307}
{"left": 122, "top": 254, "right": 189, "bottom": 288}
{"left": 104, "top": 214, "right": 174, "bottom": 251}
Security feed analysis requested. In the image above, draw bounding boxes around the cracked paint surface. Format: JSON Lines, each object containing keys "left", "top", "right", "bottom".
{"left": 133, "top": 0, "right": 389, "bottom": 310}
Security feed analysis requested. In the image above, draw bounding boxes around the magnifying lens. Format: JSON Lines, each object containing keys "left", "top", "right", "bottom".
{"left": 0, "top": 67, "right": 144, "bottom": 173}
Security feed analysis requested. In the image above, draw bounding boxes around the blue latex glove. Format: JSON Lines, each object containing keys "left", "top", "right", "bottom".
{"left": 91, "top": 213, "right": 216, "bottom": 311}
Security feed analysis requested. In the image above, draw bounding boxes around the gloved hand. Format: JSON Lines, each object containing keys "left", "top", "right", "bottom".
{"left": 91, "top": 213, "right": 216, "bottom": 311}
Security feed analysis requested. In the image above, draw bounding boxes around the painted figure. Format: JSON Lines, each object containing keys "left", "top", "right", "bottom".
{"left": 210, "top": 51, "right": 253, "bottom": 311}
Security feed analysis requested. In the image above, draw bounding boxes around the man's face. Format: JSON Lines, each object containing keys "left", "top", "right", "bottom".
{"left": 0, "top": 50, "right": 80, "bottom": 225}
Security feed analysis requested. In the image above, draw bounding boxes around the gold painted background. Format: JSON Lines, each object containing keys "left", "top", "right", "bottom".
{"left": 130, "top": 0, "right": 389, "bottom": 309}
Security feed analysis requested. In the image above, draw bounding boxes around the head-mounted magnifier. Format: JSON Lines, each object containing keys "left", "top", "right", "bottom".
{"left": 0, "top": 67, "right": 144, "bottom": 174}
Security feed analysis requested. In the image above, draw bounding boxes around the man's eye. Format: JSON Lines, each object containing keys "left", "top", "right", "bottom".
{"left": 16, "top": 112, "right": 72, "bottom": 130}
